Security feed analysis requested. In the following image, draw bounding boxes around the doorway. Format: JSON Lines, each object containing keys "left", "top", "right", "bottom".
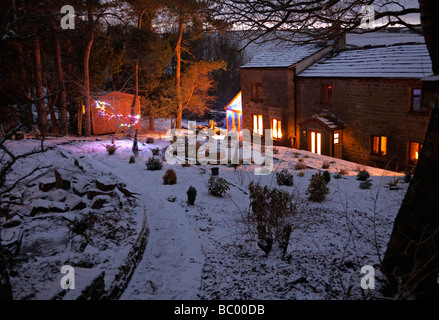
{"left": 310, "top": 131, "right": 322, "bottom": 155}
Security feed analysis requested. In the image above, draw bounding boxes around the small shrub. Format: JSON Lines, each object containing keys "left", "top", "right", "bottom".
{"left": 294, "top": 152, "right": 300, "bottom": 158}
{"left": 359, "top": 180, "right": 372, "bottom": 189}
{"left": 322, "top": 170, "right": 331, "bottom": 184}
{"left": 206, "top": 176, "right": 230, "bottom": 197}
{"left": 129, "top": 155, "right": 136, "bottom": 164}
{"left": 386, "top": 177, "right": 400, "bottom": 190}
{"left": 322, "top": 161, "right": 331, "bottom": 169}
{"left": 187, "top": 186, "right": 197, "bottom": 205}
{"left": 163, "top": 169, "right": 177, "bottom": 185}
{"left": 306, "top": 173, "right": 329, "bottom": 202}
{"left": 276, "top": 169, "right": 294, "bottom": 186}
{"left": 294, "top": 162, "right": 307, "bottom": 170}
{"left": 146, "top": 156, "right": 163, "bottom": 171}
{"left": 356, "top": 170, "right": 370, "bottom": 181}
{"left": 297, "top": 171, "right": 305, "bottom": 177}
{"left": 103, "top": 144, "right": 119, "bottom": 155}
{"left": 298, "top": 158, "right": 304, "bottom": 163}
{"left": 248, "top": 182, "right": 296, "bottom": 257}
{"left": 151, "top": 147, "right": 160, "bottom": 156}
{"left": 146, "top": 137, "right": 154, "bottom": 144}
{"left": 403, "top": 169, "right": 414, "bottom": 183}
{"left": 338, "top": 169, "right": 349, "bottom": 175}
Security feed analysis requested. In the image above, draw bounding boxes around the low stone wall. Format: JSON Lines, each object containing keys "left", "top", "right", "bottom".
{"left": 53, "top": 203, "right": 149, "bottom": 300}
{"left": 101, "top": 204, "right": 149, "bottom": 300}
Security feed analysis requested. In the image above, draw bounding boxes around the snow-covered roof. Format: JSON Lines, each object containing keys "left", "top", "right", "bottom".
{"left": 300, "top": 112, "right": 345, "bottom": 131}
{"left": 240, "top": 44, "right": 326, "bottom": 68}
{"left": 298, "top": 43, "right": 432, "bottom": 78}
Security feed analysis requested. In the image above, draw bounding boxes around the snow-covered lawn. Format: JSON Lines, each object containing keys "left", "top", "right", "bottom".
{"left": 1, "top": 126, "right": 408, "bottom": 300}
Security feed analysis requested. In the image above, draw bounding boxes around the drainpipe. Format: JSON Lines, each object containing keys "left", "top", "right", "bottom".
{"left": 293, "top": 68, "right": 298, "bottom": 141}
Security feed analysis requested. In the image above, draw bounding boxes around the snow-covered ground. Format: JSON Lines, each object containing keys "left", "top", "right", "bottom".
{"left": 1, "top": 120, "right": 409, "bottom": 300}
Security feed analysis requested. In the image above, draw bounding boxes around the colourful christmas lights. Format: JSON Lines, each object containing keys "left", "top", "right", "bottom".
{"left": 95, "top": 100, "right": 140, "bottom": 128}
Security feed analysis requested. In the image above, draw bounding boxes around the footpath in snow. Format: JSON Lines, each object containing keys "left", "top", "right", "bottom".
{"left": 66, "top": 139, "right": 205, "bottom": 300}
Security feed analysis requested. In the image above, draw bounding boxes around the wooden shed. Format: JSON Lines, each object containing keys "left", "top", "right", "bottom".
{"left": 91, "top": 92, "right": 141, "bottom": 135}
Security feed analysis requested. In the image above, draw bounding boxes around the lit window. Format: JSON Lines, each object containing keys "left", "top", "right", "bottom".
{"left": 410, "top": 88, "right": 425, "bottom": 112}
{"left": 409, "top": 141, "right": 422, "bottom": 164}
{"left": 251, "top": 82, "right": 263, "bottom": 100}
{"left": 311, "top": 131, "right": 322, "bottom": 155}
{"left": 272, "top": 119, "right": 282, "bottom": 139}
{"left": 321, "top": 84, "right": 333, "bottom": 104}
{"left": 334, "top": 132, "right": 340, "bottom": 144}
{"left": 253, "top": 114, "right": 263, "bottom": 135}
{"left": 371, "top": 135, "right": 387, "bottom": 156}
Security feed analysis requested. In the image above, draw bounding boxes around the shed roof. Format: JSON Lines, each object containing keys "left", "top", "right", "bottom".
{"left": 299, "top": 113, "right": 345, "bottom": 131}
{"left": 298, "top": 43, "right": 432, "bottom": 79}
{"left": 240, "top": 44, "right": 326, "bottom": 69}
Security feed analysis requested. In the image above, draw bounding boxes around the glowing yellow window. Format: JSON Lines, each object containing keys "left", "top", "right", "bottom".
{"left": 272, "top": 119, "right": 282, "bottom": 139}
{"left": 310, "top": 131, "right": 322, "bottom": 155}
{"left": 409, "top": 142, "right": 422, "bottom": 164}
{"left": 334, "top": 132, "right": 340, "bottom": 144}
{"left": 253, "top": 114, "right": 263, "bottom": 135}
{"left": 371, "top": 135, "right": 387, "bottom": 156}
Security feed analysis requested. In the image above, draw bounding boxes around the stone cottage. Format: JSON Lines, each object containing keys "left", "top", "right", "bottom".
{"left": 239, "top": 34, "right": 432, "bottom": 171}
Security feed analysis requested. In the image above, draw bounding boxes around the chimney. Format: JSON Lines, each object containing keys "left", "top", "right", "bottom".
{"left": 331, "top": 22, "right": 346, "bottom": 51}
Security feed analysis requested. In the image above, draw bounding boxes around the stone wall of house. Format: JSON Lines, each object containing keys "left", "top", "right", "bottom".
{"left": 240, "top": 67, "right": 296, "bottom": 146}
{"left": 297, "top": 77, "right": 431, "bottom": 171}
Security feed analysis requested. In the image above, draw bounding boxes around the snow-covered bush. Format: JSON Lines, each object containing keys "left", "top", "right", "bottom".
{"left": 103, "top": 144, "right": 119, "bottom": 155}
{"left": 163, "top": 169, "right": 177, "bottom": 185}
{"left": 306, "top": 173, "right": 329, "bottom": 202}
{"left": 247, "top": 182, "right": 296, "bottom": 258}
{"left": 146, "top": 137, "right": 154, "bottom": 144}
{"left": 356, "top": 170, "right": 370, "bottom": 181}
{"left": 206, "top": 176, "right": 230, "bottom": 197}
{"left": 294, "top": 162, "right": 307, "bottom": 170}
{"left": 146, "top": 156, "right": 163, "bottom": 171}
{"left": 151, "top": 147, "right": 160, "bottom": 156}
{"left": 276, "top": 169, "right": 294, "bottom": 186}
{"left": 359, "top": 180, "right": 372, "bottom": 189}
{"left": 322, "top": 170, "right": 331, "bottom": 184}
{"left": 322, "top": 160, "right": 331, "bottom": 169}
{"left": 187, "top": 186, "right": 197, "bottom": 205}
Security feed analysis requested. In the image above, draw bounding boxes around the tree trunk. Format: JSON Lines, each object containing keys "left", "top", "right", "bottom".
{"left": 33, "top": 35, "right": 47, "bottom": 136}
{"left": 381, "top": 0, "right": 439, "bottom": 299}
{"left": 175, "top": 20, "right": 184, "bottom": 130}
{"left": 131, "top": 8, "right": 147, "bottom": 120}
{"left": 83, "top": 5, "right": 94, "bottom": 137}
{"left": 0, "top": 237, "right": 13, "bottom": 300}
{"left": 54, "top": 28, "right": 68, "bottom": 136}
{"left": 48, "top": 97, "right": 59, "bottom": 135}
{"left": 148, "top": 114, "right": 155, "bottom": 131}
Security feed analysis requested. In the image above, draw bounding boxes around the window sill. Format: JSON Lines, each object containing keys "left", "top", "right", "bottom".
{"left": 408, "top": 111, "right": 428, "bottom": 116}
{"left": 369, "top": 154, "right": 388, "bottom": 162}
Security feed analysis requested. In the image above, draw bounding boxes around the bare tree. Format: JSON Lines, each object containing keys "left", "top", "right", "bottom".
{"left": 217, "top": 0, "right": 439, "bottom": 298}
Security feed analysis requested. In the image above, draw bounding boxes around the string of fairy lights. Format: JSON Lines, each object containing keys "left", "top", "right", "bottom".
{"left": 95, "top": 100, "right": 140, "bottom": 128}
